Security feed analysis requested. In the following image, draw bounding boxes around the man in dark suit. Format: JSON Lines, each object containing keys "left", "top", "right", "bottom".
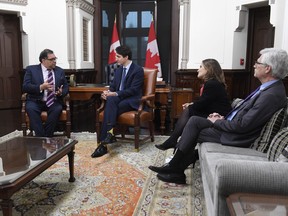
{"left": 22, "top": 49, "right": 69, "bottom": 137}
{"left": 149, "top": 48, "right": 288, "bottom": 184}
{"left": 91, "top": 45, "right": 144, "bottom": 158}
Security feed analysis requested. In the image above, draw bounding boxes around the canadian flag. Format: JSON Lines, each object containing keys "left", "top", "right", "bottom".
{"left": 108, "top": 19, "right": 121, "bottom": 64}
{"left": 145, "top": 20, "right": 162, "bottom": 77}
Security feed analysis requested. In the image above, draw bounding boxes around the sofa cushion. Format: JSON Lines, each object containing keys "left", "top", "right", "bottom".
{"left": 201, "top": 142, "right": 267, "bottom": 157}
{"left": 267, "top": 127, "right": 288, "bottom": 161}
{"left": 276, "top": 145, "right": 288, "bottom": 162}
{"left": 199, "top": 142, "right": 267, "bottom": 202}
{"left": 250, "top": 106, "right": 287, "bottom": 153}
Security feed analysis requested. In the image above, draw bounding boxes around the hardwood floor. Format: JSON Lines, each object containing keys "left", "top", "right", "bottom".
{"left": 0, "top": 108, "right": 171, "bottom": 137}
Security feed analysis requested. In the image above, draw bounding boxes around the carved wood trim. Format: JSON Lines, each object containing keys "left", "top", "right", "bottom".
{"left": 66, "top": 0, "right": 95, "bottom": 15}
{"left": 0, "top": 0, "right": 27, "bottom": 5}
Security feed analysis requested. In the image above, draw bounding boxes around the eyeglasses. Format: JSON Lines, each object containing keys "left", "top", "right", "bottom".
{"left": 254, "top": 61, "right": 269, "bottom": 67}
{"left": 46, "top": 57, "right": 57, "bottom": 61}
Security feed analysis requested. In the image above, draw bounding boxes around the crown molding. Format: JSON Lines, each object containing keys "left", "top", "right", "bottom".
{"left": 66, "top": 0, "right": 94, "bottom": 15}
{"left": 0, "top": 0, "right": 27, "bottom": 5}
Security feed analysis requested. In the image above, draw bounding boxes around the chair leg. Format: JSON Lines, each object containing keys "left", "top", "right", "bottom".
{"left": 120, "top": 126, "right": 127, "bottom": 138}
{"left": 66, "top": 121, "right": 71, "bottom": 138}
{"left": 26, "top": 121, "right": 33, "bottom": 136}
{"left": 96, "top": 122, "right": 101, "bottom": 143}
{"left": 134, "top": 126, "right": 140, "bottom": 151}
{"left": 22, "top": 123, "right": 27, "bottom": 136}
{"left": 149, "top": 120, "right": 155, "bottom": 142}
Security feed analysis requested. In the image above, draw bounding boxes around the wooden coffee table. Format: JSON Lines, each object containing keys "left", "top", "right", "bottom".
{"left": 227, "top": 193, "right": 288, "bottom": 216}
{"left": 0, "top": 136, "right": 78, "bottom": 216}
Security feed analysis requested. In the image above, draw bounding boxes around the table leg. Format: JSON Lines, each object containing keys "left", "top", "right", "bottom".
{"left": 67, "top": 149, "right": 76, "bottom": 182}
{"left": 159, "top": 105, "right": 167, "bottom": 135}
{"left": 0, "top": 199, "right": 13, "bottom": 216}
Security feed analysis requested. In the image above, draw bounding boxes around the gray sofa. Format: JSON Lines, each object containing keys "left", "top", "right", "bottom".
{"left": 198, "top": 101, "right": 288, "bottom": 216}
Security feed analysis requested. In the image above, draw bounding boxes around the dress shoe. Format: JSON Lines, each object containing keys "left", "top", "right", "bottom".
{"left": 157, "top": 172, "right": 186, "bottom": 184}
{"left": 101, "top": 132, "right": 117, "bottom": 145}
{"left": 148, "top": 163, "right": 178, "bottom": 174}
{"left": 91, "top": 145, "right": 108, "bottom": 158}
{"left": 155, "top": 138, "right": 177, "bottom": 150}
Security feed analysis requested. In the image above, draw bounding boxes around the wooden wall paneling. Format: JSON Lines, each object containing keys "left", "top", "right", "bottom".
{"left": 175, "top": 69, "right": 249, "bottom": 101}
{"left": 170, "top": 88, "right": 193, "bottom": 129}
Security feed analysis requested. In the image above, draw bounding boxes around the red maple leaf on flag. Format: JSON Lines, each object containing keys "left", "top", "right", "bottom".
{"left": 108, "top": 19, "right": 120, "bottom": 64}
{"left": 145, "top": 20, "right": 162, "bottom": 77}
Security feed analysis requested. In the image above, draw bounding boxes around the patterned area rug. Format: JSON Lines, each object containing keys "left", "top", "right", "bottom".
{"left": 133, "top": 149, "right": 206, "bottom": 216}
{"left": 0, "top": 131, "right": 206, "bottom": 216}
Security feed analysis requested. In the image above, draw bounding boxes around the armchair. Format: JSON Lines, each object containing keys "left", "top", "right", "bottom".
{"left": 21, "top": 93, "right": 71, "bottom": 138}
{"left": 96, "top": 68, "right": 158, "bottom": 151}
{"left": 104, "top": 62, "right": 120, "bottom": 85}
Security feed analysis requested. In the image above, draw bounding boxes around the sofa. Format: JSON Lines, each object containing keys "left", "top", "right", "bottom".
{"left": 198, "top": 100, "right": 288, "bottom": 216}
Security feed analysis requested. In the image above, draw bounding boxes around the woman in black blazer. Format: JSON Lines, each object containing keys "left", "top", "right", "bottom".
{"left": 156, "top": 58, "right": 231, "bottom": 151}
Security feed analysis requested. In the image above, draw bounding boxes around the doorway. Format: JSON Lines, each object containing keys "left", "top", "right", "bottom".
{"left": 246, "top": 6, "right": 274, "bottom": 92}
{"left": 0, "top": 13, "right": 23, "bottom": 109}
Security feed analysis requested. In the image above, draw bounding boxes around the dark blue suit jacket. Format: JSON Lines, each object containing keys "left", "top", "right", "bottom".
{"left": 214, "top": 80, "right": 287, "bottom": 147}
{"left": 109, "top": 62, "right": 144, "bottom": 109}
{"left": 22, "top": 64, "right": 68, "bottom": 103}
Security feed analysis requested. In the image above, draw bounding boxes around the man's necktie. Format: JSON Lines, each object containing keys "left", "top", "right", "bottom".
{"left": 119, "top": 68, "right": 126, "bottom": 91}
{"left": 46, "top": 70, "right": 55, "bottom": 107}
{"left": 226, "top": 86, "right": 261, "bottom": 120}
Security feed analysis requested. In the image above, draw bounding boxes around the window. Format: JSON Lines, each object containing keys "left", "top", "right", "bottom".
{"left": 83, "top": 18, "right": 89, "bottom": 61}
{"left": 121, "top": 1, "right": 155, "bottom": 66}
{"left": 101, "top": 1, "right": 155, "bottom": 65}
{"left": 99, "top": 0, "right": 173, "bottom": 84}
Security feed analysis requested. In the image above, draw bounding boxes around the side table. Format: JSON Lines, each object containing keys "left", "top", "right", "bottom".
{"left": 170, "top": 88, "right": 193, "bottom": 129}
{"left": 226, "top": 193, "right": 288, "bottom": 216}
{"left": 155, "top": 86, "right": 171, "bottom": 135}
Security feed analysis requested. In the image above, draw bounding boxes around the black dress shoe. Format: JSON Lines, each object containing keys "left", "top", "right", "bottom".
{"left": 148, "top": 164, "right": 178, "bottom": 174}
{"left": 157, "top": 172, "right": 186, "bottom": 184}
{"left": 101, "top": 132, "right": 117, "bottom": 145}
{"left": 155, "top": 138, "right": 177, "bottom": 150}
{"left": 91, "top": 145, "right": 108, "bottom": 158}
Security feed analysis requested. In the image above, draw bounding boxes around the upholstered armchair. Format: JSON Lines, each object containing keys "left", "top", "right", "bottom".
{"left": 96, "top": 68, "right": 158, "bottom": 151}
{"left": 21, "top": 93, "right": 71, "bottom": 138}
{"left": 104, "top": 62, "right": 120, "bottom": 85}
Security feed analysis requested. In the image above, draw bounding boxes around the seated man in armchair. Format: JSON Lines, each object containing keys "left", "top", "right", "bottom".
{"left": 91, "top": 45, "right": 144, "bottom": 158}
{"left": 22, "top": 49, "right": 69, "bottom": 137}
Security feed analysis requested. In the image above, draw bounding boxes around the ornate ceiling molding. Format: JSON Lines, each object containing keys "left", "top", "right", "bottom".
{"left": 66, "top": 0, "right": 94, "bottom": 15}
{"left": 0, "top": 0, "right": 27, "bottom": 5}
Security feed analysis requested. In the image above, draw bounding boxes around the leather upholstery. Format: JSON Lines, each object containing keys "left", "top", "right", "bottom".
{"left": 96, "top": 67, "right": 158, "bottom": 150}
{"left": 105, "top": 62, "right": 120, "bottom": 85}
{"left": 21, "top": 93, "right": 71, "bottom": 138}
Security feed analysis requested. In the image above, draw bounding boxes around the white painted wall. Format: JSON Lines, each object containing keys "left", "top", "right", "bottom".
{"left": 187, "top": 0, "right": 232, "bottom": 68}
{"left": 179, "top": 0, "right": 288, "bottom": 70}
{"left": 270, "top": 0, "right": 287, "bottom": 49}
{"left": 1, "top": 0, "right": 287, "bottom": 71}
{"left": 23, "top": 0, "right": 68, "bottom": 68}
{"left": 0, "top": 0, "right": 94, "bottom": 69}
{"left": 282, "top": 0, "right": 288, "bottom": 51}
